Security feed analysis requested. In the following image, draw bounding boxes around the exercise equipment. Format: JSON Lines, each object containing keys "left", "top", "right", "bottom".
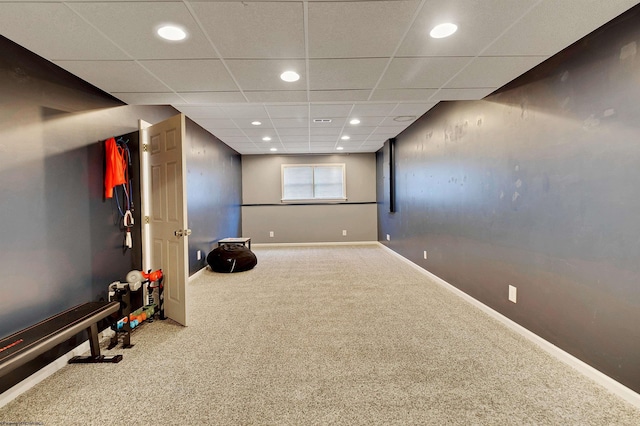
{"left": 108, "top": 269, "right": 164, "bottom": 348}
{"left": 207, "top": 243, "right": 257, "bottom": 273}
{"left": 0, "top": 301, "right": 122, "bottom": 379}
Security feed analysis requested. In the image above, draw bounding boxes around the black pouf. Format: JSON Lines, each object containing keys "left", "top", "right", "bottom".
{"left": 207, "top": 243, "right": 257, "bottom": 273}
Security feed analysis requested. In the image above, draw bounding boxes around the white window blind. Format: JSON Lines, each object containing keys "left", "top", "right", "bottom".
{"left": 282, "top": 164, "right": 346, "bottom": 201}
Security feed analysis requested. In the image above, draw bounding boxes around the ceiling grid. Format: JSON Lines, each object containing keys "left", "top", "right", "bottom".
{"left": 0, "top": 0, "right": 637, "bottom": 154}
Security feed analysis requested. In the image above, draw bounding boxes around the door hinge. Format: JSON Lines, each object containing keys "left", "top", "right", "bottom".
{"left": 144, "top": 216, "right": 150, "bottom": 224}
{"left": 143, "top": 143, "right": 149, "bottom": 152}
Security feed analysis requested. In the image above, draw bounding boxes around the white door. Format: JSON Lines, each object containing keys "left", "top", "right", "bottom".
{"left": 146, "top": 114, "right": 189, "bottom": 326}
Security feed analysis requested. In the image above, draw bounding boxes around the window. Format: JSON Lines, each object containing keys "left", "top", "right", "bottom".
{"left": 282, "top": 164, "right": 346, "bottom": 201}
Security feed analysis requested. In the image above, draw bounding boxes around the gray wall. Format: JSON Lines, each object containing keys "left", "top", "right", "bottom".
{"left": 242, "top": 154, "right": 377, "bottom": 243}
{"left": 378, "top": 7, "right": 640, "bottom": 393}
{"left": 185, "top": 119, "right": 242, "bottom": 274}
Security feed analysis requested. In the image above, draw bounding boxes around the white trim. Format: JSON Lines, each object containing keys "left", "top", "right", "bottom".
{"left": 188, "top": 264, "right": 210, "bottom": 281}
{"left": 377, "top": 242, "right": 640, "bottom": 409}
{"left": 138, "top": 119, "right": 152, "bottom": 274}
{"left": 252, "top": 241, "right": 378, "bottom": 248}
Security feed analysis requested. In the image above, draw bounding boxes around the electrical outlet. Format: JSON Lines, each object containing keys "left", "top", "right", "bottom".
{"left": 269, "top": 231, "right": 274, "bottom": 238}
{"left": 196, "top": 250, "right": 202, "bottom": 260}
{"left": 508, "top": 285, "right": 517, "bottom": 303}
{"left": 423, "top": 250, "right": 427, "bottom": 260}
{"left": 386, "top": 234, "right": 390, "bottom": 241}
{"left": 342, "top": 230, "right": 347, "bottom": 236}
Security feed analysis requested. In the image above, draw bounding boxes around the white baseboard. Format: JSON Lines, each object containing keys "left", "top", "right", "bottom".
{"left": 0, "top": 329, "right": 117, "bottom": 409}
{"left": 378, "top": 242, "right": 640, "bottom": 409}
{"left": 252, "top": 241, "right": 378, "bottom": 248}
{"left": 189, "top": 264, "right": 210, "bottom": 282}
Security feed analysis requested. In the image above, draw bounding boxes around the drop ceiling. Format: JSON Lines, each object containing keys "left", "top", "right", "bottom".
{"left": 0, "top": 0, "right": 638, "bottom": 154}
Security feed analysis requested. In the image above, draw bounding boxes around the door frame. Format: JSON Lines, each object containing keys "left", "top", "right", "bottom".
{"left": 138, "top": 117, "right": 189, "bottom": 325}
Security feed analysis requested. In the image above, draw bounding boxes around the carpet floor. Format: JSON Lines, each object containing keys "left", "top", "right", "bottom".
{"left": 1, "top": 244, "right": 640, "bottom": 425}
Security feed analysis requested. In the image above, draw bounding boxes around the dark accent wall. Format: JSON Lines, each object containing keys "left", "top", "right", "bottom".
{"left": 185, "top": 119, "right": 242, "bottom": 275}
{"left": 0, "top": 35, "right": 178, "bottom": 392}
{"left": 377, "top": 6, "right": 640, "bottom": 393}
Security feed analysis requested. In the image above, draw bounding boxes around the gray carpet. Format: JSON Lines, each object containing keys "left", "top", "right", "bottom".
{"left": 2, "top": 244, "right": 640, "bottom": 425}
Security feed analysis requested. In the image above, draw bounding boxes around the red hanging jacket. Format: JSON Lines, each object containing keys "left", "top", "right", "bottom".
{"left": 104, "top": 137, "right": 127, "bottom": 198}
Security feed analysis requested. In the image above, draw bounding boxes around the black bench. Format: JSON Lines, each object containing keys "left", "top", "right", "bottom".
{"left": 0, "top": 301, "right": 122, "bottom": 379}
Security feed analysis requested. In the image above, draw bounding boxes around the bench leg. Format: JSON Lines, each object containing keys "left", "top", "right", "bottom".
{"left": 68, "top": 324, "right": 123, "bottom": 365}
{"left": 89, "top": 323, "right": 100, "bottom": 357}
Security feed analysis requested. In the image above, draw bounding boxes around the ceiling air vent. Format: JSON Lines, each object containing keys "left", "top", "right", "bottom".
{"left": 313, "top": 118, "right": 332, "bottom": 123}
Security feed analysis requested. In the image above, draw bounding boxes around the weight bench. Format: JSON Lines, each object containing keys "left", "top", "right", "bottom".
{"left": 0, "top": 301, "right": 122, "bottom": 379}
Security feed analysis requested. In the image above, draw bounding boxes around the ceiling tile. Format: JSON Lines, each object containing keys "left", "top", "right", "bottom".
{"left": 370, "top": 89, "right": 438, "bottom": 102}
{"left": 53, "top": 60, "right": 168, "bottom": 92}
{"left": 68, "top": 2, "right": 216, "bottom": 59}
{"left": 280, "top": 136, "right": 310, "bottom": 143}
{"left": 177, "top": 92, "right": 247, "bottom": 103}
{"left": 310, "top": 127, "right": 340, "bottom": 136}
{"left": 0, "top": 3, "right": 127, "bottom": 60}
{"left": 343, "top": 126, "right": 378, "bottom": 136}
{"left": 446, "top": 56, "right": 548, "bottom": 88}
{"left": 485, "top": 0, "right": 640, "bottom": 56}
{"left": 308, "top": 0, "right": 420, "bottom": 58}
{"left": 281, "top": 142, "right": 310, "bottom": 147}
{"left": 243, "top": 128, "right": 277, "bottom": 138}
{"left": 140, "top": 60, "right": 237, "bottom": 91}
{"left": 213, "top": 136, "right": 253, "bottom": 144}
{"left": 309, "top": 59, "right": 389, "bottom": 90}
{"left": 390, "top": 103, "right": 437, "bottom": 116}
{"left": 226, "top": 59, "right": 306, "bottom": 91}
{"left": 397, "top": 0, "right": 538, "bottom": 57}
{"left": 172, "top": 106, "right": 227, "bottom": 118}
{"left": 265, "top": 105, "right": 309, "bottom": 119}
{"left": 344, "top": 117, "right": 385, "bottom": 128}
{"left": 245, "top": 91, "right": 309, "bottom": 103}
{"left": 112, "top": 92, "right": 185, "bottom": 105}
{"left": 310, "top": 104, "right": 353, "bottom": 117}
{"left": 310, "top": 136, "right": 339, "bottom": 143}
{"left": 206, "top": 128, "right": 248, "bottom": 138}
{"left": 276, "top": 128, "right": 310, "bottom": 136}
{"left": 191, "top": 1, "right": 304, "bottom": 59}
{"left": 270, "top": 118, "right": 309, "bottom": 128}
{"left": 351, "top": 103, "right": 398, "bottom": 116}
{"left": 309, "top": 90, "right": 371, "bottom": 102}
{"left": 192, "top": 118, "right": 238, "bottom": 129}
{"left": 340, "top": 134, "right": 369, "bottom": 142}
{"left": 378, "top": 57, "right": 472, "bottom": 89}
{"left": 222, "top": 105, "right": 270, "bottom": 119}
{"left": 310, "top": 141, "right": 339, "bottom": 147}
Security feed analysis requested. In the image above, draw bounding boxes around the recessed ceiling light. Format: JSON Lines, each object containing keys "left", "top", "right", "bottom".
{"left": 349, "top": 119, "right": 360, "bottom": 125}
{"left": 280, "top": 70, "right": 300, "bottom": 82}
{"left": 270, "top": 147, "right": 278, "bottom": 152}
{"left": 262, "top": 136, "right": 271, "bottom": 141}
{"left": 336, "top": 146, "right": 344, "bottom": 151}
{"left": 430, "top": 23, "right": 457, "bottom": 39}
{"left": 341, "top": 135, "right": 350, "bottom": 140}
{"left": 251, "top": 121, "right": 262, "bottom": 126}
{"left": 157, "top": 25, "right": 187, "bottom": 41}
